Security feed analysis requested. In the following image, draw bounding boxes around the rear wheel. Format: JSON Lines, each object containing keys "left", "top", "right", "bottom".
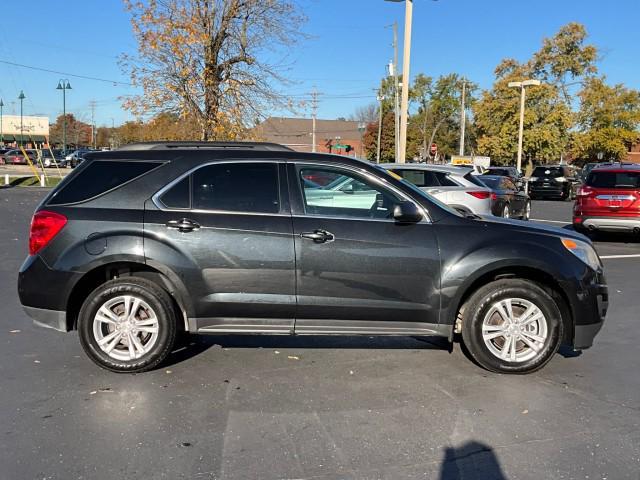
{"left": 521, "top": 201, "right": 531, "bottom": 220}
{"left": 502, "top": 204, "right": 510, "bottom": 218}
{"left": 78, "top": 277, "right": 177, "bottom": 373}
{"left": 461, "top": 279, "right": 563, "bottom": 374}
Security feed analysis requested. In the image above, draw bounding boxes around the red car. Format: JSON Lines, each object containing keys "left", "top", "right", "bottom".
{"left": 573, "top": 163, "right": 640, "bottom": 234}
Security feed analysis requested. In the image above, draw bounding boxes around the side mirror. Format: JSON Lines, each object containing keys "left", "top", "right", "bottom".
{"left": 393, "top": 201, "right": 423, "bottom": 224}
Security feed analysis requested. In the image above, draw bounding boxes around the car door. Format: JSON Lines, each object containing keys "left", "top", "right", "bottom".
{"left": 144, "top": 161, "right": 296, "bottom": 333}
{"left": 289, "top": 162, "right": 442, "bottom": 335}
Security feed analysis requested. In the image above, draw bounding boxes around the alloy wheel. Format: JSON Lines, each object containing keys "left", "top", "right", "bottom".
{"left": 92, "top": 295, "right": 160, "bottom": 361}
{"left": 481, "top": 298, "right": 548, "bottom": 363}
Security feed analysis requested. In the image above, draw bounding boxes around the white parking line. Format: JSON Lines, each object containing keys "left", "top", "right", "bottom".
{"left": 531, "top": 218, "right": 568, "bottom": 224}
{"left": 600, "top": 254, "right": 640, "bottom": 260}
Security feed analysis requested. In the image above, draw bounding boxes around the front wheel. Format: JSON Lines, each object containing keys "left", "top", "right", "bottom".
{"left": 78, "top": 277, "right": 177, "bottom": 373}
{"left": 461, "top": 279, "right": 563, "bottom": 374}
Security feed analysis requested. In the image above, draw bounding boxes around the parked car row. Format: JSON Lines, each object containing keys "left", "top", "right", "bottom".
{"left": 0, "top": 148, "right": 100, "bottom": 168}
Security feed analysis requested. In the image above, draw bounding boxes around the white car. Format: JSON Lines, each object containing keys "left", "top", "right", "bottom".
{"left": 381, "top": 164, "right": 494, "bottom": 216}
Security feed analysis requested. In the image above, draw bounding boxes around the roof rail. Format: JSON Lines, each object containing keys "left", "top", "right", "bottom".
{"left": 116, "top": 141, "right": 293, "bottom": 152}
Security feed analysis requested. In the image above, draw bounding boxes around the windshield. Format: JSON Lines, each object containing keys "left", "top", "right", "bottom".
{"left": 587, "top": 171, "right": 640, "bottom": 189}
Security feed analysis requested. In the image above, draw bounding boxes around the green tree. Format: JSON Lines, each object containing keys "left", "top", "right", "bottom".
{"left": 572, "top": 77, "right": 640, "bottom": 162}
{"left": 474, "top": 22, "right": 598, "bottom": 168}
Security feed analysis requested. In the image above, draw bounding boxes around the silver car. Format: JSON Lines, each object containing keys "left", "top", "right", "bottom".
{"left": 381, "top": 164, "right": 494, "bottom": 216}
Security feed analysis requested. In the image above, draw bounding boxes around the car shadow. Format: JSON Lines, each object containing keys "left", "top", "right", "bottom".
{"left": 439, "top": 441, "right": 507, "bottom": 480}
{"left": 165, "top": 334, "right": 451, "bottom": 367}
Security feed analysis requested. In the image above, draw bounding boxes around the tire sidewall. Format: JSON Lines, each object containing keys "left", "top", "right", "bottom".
{"left": 462, "top": 281, "right": 563, "bottom": 374}
{"left": 78, "top": 279, "right": 176, "bottom": 373}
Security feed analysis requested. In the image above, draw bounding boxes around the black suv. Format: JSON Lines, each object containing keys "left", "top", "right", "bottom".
{"left": 529, "top": 165, "right": 581, "bottom": 200}
{"left": 18, "top": 142, "right": 608, "bottom": 374}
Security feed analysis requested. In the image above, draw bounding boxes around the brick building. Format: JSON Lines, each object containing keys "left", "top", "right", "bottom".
{"left": 252, "top": 117, "right": 366, "bottom": 157}
{"left": 626, "top": 138, "right": 640, "bottom": 163}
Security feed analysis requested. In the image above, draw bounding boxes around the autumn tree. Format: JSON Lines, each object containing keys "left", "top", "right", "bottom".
{"left": 122, "top": 0, "right": 306, "bottom": 141}
{"left": 572, "top": 77, "right": 640, "bottom": 162}
{"left": 49, "top": 114, "right": 92, "bottom": 147}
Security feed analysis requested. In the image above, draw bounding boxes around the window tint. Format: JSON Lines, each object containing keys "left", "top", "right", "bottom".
{"left": 392, "top": 169, "right": 436, "bottom": 187}
{"left": 392, "top": 169, "right": 457, "bottom": 187}
{"left": 192, "top": 163, "right": 279, "bottom": 213}
{"left": 532, "top": 166, "right": 563, "bottom": 178}
{"left": 299, "top": 167, "right": 401, "bottom": 219}
{"left": 478, "top": 176, "right": 500, "bottom": 189}
{"left": 433, "top": 172, "right": 458, "bottom": 186}
{"left": 464, "top": 172, "right": 487, "bottom": 187}
{"left": 160, "top": 176, "right": 190, "bottom": 209}
{"left": 587, "top": 171, "right": 640, "bottom": 189}
{"left": 49, "top": 160, "right": 162, "bottom": 205}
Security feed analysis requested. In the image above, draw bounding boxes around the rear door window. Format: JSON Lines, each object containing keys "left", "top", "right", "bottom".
{"left": 587, "top": 171, "right": 640, "bottom": 189}
{"left": 191, "top": 162, "right": 280, "bottom": 213}
{"left": 48, "top": 160, "right": 163, "bottom": 205}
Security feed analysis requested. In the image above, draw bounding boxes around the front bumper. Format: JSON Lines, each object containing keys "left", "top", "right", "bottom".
{"left": 23, "top": 306, "right": 68, "bottom": 332}
{"left": 568, "top": 275, "right": 608, "bottom": 349}
{"left": 576, "top": 216, "right": 640, "bottom": 232}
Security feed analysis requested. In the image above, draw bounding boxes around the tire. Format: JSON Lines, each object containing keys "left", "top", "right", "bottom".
{"left": 502, "top": 204, "right": 510, "bottom": 218}
{"left": 521, "top": 201, "right": 531, "bottom": 221}
{"left": 461, "top": 279, "right": 563, "bottom": 374}
{"left": 78, "top": 276, "right": 177, "bottom": 373}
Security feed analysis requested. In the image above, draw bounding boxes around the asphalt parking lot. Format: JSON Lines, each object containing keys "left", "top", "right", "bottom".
{"left": 1, "top": 188, "right": 639, "bottom": 480}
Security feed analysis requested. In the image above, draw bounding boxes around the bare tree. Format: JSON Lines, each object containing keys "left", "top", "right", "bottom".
{"left": 349, "top": 103, "right": 379, "bottom": 124}
{"left": 121, "top": 0, "right": 306, "bottom": 140}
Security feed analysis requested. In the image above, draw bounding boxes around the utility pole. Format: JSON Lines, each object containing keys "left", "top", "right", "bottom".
{"left": 392, "top": 21, "right": 400, "bottom": 161}
{"left": 459, "top": 79, "right": 466, "bottom": 156}
{"left": 310, "top": 88, "right": 318, "bottom": 153}
{"left": 376, "top": 91, "right": 385, "bottom": 163}
{"left": 398, "top": 0, "right": 413, "bottom": 163}
{"left": 89, "top": 100, "right": 97, "bottom": 149}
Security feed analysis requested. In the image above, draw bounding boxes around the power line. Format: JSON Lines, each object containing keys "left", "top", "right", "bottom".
{"left": 0, "top": 60, "right": 133, "bottom": 86}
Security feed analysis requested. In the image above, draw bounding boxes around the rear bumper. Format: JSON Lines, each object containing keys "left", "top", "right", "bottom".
{"left": 23, "top": 306, "right": 68, "bottom": 332}
{"left": 575, "top": 216, "right": 640, "bottom": 232}
{"left": 530, "top": 185, "right": 565, "bottom": 197}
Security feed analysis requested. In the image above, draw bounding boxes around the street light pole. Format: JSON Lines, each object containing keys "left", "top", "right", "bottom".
{"left": 0, "top": 99, "right": 4, "bottom": 146}
{"left": 18, "top": 91, "right": 25, "bottom": 147}
{"left": 376, "top": 93, "right": 385, "bottom": 163}
{"left": 392, "top": 22, "right": 400, "bottom": 161}
{"left": 56, "top": 80, "right": 72, "bottom": 153}
{"left": 459, "top": 79, "right": 466, "bottom": 156}
{"left": 508, "top": 79, "right": 540, "bottom": 173}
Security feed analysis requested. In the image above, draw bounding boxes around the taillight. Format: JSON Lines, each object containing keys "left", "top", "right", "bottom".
{"left": 490, "top": 192, "right": 497, "bottom": 201}
{"left": 467, "top": 191, "right": 492, "bottom": 199}
{"left": 577, "top": 186, "right": 593, "bottom": 197}
{"left": 29, "top": 210, "right": 67, "bottom": 255}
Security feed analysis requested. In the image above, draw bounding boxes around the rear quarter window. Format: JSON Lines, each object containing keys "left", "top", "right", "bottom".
{"left": 48, "top": 160, "right": 163, "bottom": 205}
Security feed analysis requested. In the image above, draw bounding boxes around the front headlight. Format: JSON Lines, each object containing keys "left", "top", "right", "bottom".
{"left": 561, "top": 237, "right": 601, "bottom": 270}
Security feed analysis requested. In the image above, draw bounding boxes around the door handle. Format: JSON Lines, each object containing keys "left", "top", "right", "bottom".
{"left": 166, "top": 218, "right": 200, "bottom": 232}
{"left": 300, "top": 229, "right": 335, "bottom": 243}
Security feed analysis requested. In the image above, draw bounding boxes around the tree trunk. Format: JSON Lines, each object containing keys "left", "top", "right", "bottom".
{"left": 427, "top": 117, "right": 447, "bottom": 161}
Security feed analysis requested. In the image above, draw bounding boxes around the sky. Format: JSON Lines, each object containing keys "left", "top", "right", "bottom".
{"left": 0, "top": 0, "right": 638, "bottom": 127}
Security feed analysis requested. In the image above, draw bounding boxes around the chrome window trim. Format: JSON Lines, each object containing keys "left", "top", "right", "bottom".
{"left": 152, "top": 159, "right": 285, "bottom": 214}
{"left": 293, "top": 161, "right": 432, "bottom": 224}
